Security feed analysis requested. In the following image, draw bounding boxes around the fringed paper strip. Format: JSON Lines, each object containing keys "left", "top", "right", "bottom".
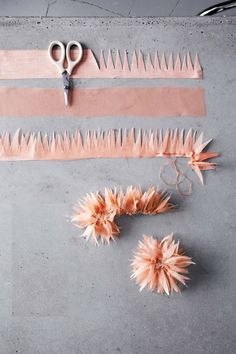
{"left": 97, "top": 50, "right": 202, "bottom": 79}
{"left": 0, "top": 49, "right": 202, "bottom": 79}
{"left": 0, "top": 129, "right": 218, "bottom": 184}
{"left": 71, "top": 186, "right": 175, "bottom": 244}
{"left": 131, "top": 234, "right": 194, "bottom": 295}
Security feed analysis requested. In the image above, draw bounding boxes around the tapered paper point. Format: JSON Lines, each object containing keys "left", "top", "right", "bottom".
{"left": 168, "top": 52, "right": 174, "bottom": 70}
{"left": 194, "top": 53, "right": 202, "bottom": 78}
{"left": 187, "top": 52, "right": 193, "bottom": 70}
{"left": 154, "top": 50, "right": 160, "bottom": 70}
{"left": 161, "top": 53, "right": 167, "bottom": 70}
{"left": 123, "top": 50, "right": 130, "bottom": 71}
{"left": 138, "top": 50, "right": 145, "bottom": 70}
{"left": 115, "top": 50, "right": 123, "bottom": 70}
{"left": 99, "top": 50, "right": 106, "bottom": 70}
{"left": 131, "top": 50, "right": 138, "bottom": 70}
{"left": 182, "top": 54, "right": 187, "bottom": 71}
{"left": 107, "top": 49, "right": 114, "bottom": 70}
{"left": 175, "top": 53, "right": 181, "bottom": 71}
{"left": 146, "top": 51, "right": 154, "bottom": 70}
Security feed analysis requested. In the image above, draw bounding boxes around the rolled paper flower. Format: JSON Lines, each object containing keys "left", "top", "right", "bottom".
{"left": 71, "top": 186, "right": 175, "bottom": 244}
{"left": 131, "top": 234, "right": 194, "bottom": 295}
{"left": 72, "top": 192, "right": 119, "bottom": 245}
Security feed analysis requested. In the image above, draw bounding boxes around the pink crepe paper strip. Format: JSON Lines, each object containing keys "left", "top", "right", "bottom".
{"left": 0, "top": 87, "right": 205, "bottom": 118}
{"left": 0, "top": 49, "right": 202, "bottom": 79}
{"left": 0, "top": 129, "right": 218, "bottom": 184}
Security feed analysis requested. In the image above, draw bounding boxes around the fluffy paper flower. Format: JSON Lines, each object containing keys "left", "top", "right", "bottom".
{"left": 72, "top": 186, "right": 174, "bottom": 244}
{"left": 71, "top": 192, "right": 119, "bottom": 244}
{"left": 131, "top": 234, "right": 194, "bottom": 295}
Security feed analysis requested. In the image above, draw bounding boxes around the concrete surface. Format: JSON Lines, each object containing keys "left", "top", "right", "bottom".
{"left": 0, "top": 17, "right": 236, "bottom": 354}
{"left": 0, "top": 0, "right": 236, "bottom": 16}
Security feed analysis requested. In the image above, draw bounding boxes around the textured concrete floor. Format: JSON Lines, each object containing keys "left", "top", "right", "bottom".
{"left": 0, "top": 0, "right": 236, "bottom": 16}
{"left": 0, "top": 16, "right": 236, "bottom": 354}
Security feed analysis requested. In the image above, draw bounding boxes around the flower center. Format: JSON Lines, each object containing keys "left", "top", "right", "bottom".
{"left": 154, "top": 258, "right": 163, "bottom": 269}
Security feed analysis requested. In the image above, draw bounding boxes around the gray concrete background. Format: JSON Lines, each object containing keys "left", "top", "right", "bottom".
{"left": 0, "top": 0, "right": 236, "bottom": 16}
{"left": 0, "top": 17, "right": 236, "bottom": 354}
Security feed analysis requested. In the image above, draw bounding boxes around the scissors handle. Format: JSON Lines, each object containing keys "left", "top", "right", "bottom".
{"left": 48, "top": 40, "right": 66, "bottom": 75}
{"left": 66, "top": 40, "right": 83, "bottom": 75}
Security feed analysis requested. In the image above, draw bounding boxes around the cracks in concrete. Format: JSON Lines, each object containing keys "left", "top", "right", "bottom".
{"left": 45, "top": 0, "right": 58, "bottom": 17}
{"left": 71, "top": 0, "right": 125, "bottom": 17}
{"left": 169, "top": 0, "right": 181, "bottom": 16}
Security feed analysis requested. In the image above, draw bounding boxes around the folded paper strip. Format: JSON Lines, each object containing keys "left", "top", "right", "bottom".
{"left": 131, "top": 234, "right": 194, "bottom": 295}
{"left": 0, "top": 49, "right": 202, "bottom": 79}
{"left": 72, "top": 186, "right": 175, "bottom": 244}
{"left": 0, "top": 129, "right": 218, "bottom": 184}
{"left": 0, "top": 87, "right": 205, "bottom": 118}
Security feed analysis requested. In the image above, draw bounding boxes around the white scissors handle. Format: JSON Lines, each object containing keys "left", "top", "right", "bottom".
{"left": 66, "top": 40, "right": 83, "bottom": 75}
{"left": 48, "top": 40, "right": 66, "bottom": 75}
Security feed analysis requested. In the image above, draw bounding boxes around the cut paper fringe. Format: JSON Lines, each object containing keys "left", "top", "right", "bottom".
{"left": 71, "top": 186, "right": 175, "bottom": 244}
{"left": 131, "top": 234, "right": 194, "bottom": 295}
{"left": 0, "top": 129, "right": 218, "bottom": 184}
{"left": 97, "top": 50, "right": 202, "bottom": 79}
{"left": 0, "top": 49, "right": 202, "bottom": 79}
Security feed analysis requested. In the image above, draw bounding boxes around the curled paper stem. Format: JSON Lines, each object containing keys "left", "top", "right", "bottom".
{"left": 71, "top": 186, "right": 175, "bottom": 244}
{"left": 0, "top": 128, "right": 218, "bottom": 184}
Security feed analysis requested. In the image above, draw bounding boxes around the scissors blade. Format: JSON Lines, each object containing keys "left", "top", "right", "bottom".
{"left": 62, "top": 71, "right": 70, "bottom": 106}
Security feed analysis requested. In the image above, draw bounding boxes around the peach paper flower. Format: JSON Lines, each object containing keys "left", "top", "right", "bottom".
{"left": 72, "top": 186, "right": 174, "bottom": 244}
{"left": 131, "top": 234, "right": 194, "bottom": 295}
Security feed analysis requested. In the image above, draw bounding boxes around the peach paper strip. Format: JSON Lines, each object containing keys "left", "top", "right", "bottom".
{"left": 0, "top": 87, "right": 205, "bottom": 117}
{"left": 0, "top": 129, "right": 218, "bottom": 184}
{"left": 0, "top": 49, "right": 202, "bottom": 79}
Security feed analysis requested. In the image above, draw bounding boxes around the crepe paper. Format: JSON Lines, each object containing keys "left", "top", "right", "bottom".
{"left": 71, "top": 186, "right": 175, "bottom": 244}
{"left": 131, "top": 234, "right": 194, "bottom": 295}
{"left": 0, "top": 129, "right": 218, "bottom": 183}
{"left": 0, "top": 49, "right": 202, "bottom": 79}
{"left": 0, "top": 87, "right": 205, "bottom": 118}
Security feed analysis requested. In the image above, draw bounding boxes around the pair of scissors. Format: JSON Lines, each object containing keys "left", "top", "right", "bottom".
{"left": 48, "top": 40, "right": 83, "bottom": 106}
